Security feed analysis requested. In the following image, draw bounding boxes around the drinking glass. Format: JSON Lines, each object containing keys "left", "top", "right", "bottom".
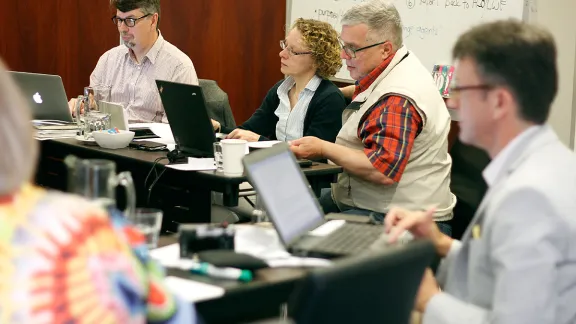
{"left": 84, "top": 85, "right": 112, "bottom": 111}
{"left": 133, "top": 208, "right": 163, "bottom": 249}
{"left": 213, "top": 142, "right": 223, "bottom": 171}
{"left": 83, "top": 111, "right": 111, "bottom": 139}
{"left": 93, "top": 85, "right": 112, "bottom": 104}
{"left": 64, "top": 156, "right": 136, "bottom": 218}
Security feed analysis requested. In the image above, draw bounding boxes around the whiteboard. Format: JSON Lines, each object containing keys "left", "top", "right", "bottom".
{"left": 288, "top": 0, "right": 525, "bottom": 82}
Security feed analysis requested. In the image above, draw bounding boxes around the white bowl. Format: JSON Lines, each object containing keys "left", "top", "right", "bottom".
{"left": 92, "top": 130, "right": 135, "bottom": 149}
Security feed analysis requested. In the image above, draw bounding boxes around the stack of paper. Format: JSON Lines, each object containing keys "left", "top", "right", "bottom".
{"left": 32, "top": 120, "right": 79, "bottom": 140}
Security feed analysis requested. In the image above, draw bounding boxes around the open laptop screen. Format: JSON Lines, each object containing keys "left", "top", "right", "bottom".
{"left": 244, "top": 148, "right": 324, "bottom": 244}
{"left": 9, "top": 71, "right": 73, "bottom": 122}
{"left": 155, "top": 80, "right": 216, "bottom": 157}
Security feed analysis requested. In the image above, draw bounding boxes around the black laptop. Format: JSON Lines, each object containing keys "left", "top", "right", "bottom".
{"left": 242, "top": 142, "right": 385, "bottom": 259}
{"left": 155, "top": 80, "right": 216, "bottom": 158}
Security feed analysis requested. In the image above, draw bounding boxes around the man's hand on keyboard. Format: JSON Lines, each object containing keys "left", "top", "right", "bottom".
{"left": 385, "top": 207, "right": 453, "bottom": 258}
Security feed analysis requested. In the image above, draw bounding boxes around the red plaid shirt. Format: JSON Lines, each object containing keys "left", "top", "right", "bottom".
{"left": 353, "top": 54, "right": 423, "bottom": 183}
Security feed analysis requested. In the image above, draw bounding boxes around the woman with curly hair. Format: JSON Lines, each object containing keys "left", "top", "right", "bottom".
{"left": 213, "top": 18, "right": 346, "bottom": 143}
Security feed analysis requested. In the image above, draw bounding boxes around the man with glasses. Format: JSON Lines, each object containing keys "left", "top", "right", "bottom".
{"left": 385, "top": 19, "right": 576, "bottom": 324}
{"left": 291, "top": 0, "right": 455, "bottom": 232}
{"left": 68, "top": 0, "right": 198, "bottom": 123}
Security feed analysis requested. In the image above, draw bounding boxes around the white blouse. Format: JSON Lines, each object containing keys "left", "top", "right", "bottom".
{"left": 274, "top": 75, "right": 322, "bottom": 141}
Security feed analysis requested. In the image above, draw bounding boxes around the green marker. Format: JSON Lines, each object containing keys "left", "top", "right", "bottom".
{"left": 190, "top": 262, "right": 253, "bottom": 282}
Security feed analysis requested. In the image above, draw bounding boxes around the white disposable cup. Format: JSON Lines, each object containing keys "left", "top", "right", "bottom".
{"left": 221, "top": 139, "right": 247, "bottom": 175}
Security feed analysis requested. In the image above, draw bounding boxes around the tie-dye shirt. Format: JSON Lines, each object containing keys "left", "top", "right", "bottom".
{"left": 0, "top": 184, "right": 195, "bottom": 323}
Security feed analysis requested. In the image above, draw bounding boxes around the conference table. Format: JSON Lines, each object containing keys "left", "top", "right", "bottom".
{"left": 157, "top": 235, "right": 309, "bottom": 323}
{"left": 33, "top": 138, "right": 344, "bottom": 323}
{"left": 36, "top": 138, "right": 343, "bottom": 232}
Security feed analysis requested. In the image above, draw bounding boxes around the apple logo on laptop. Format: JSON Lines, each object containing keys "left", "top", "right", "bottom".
{"left": 33, "top": 92, "right": 43, "bottom": 104}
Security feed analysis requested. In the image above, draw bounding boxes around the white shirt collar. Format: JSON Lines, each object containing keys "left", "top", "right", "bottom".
{"left": 277, "top": 75, "right": 322, "bottom": 95}
{"left": 482, "top": 125, "right": 541, "bottom": 186}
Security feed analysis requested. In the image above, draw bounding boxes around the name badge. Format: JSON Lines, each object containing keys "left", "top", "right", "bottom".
{"left": 472, "top": 224, "right": 482, "bottom": 239}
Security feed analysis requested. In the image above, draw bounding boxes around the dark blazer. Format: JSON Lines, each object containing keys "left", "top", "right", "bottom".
{"left": 223, "top": 78, "right": 346, "bottom": 142}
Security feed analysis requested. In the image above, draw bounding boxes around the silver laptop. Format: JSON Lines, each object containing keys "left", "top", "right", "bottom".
{"left": 242, "top": 143, "right": 384, "bottom": 259}
{"left": 9, "top": 71, "right": 73, "bottom": 122}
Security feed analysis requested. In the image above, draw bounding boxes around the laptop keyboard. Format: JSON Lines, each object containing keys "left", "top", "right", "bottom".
{"left": 312, "top": 223, "right": 384, "bottom": 255}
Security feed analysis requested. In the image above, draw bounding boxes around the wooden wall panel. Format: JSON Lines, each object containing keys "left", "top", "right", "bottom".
{"left": 0, "top": 1, "right": 118, "bottom": 98}
{"left": 0, "top": 0, "right": 286, "bottom": 124}
{"left": 161, "top": 0, "right": 286, "bottom": 123}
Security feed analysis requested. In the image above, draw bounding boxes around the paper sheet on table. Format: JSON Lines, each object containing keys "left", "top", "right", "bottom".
{"left": 149, "top": 123, "right": 174, "bottom": 141}
{"left": 128, "top": 122, "right": 159, "bottom": 129}
{"left": 128, "top": 122, "right": 176, "bottom": 144}
{"left": 150, "top": 243, "right": 181, "bottom": 266}
{"left": 165, "top": 158, "right": 216, "bottom": 171}
{"left": 234, "top": 225, "right": 332, "bottom": 268}
{"left": 234, "top": 225, "right": 290, "bottom": 260}
{"left": 164, "top": 276, "right": 225, "bottom": 302}
{"left": 151, "top": 226, "right": 332, "bottom": 269}
{"left": 150, "top": 244, "right": 207, "bottom": 270}
{"left": 267, "top": 256, "right": 332, "bottom": 268}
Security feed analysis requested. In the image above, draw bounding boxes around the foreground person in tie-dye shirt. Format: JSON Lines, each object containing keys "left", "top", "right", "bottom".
{"left": 0, "top": 57, "right": 195, "bottom": 323}
{"left": 0, "top": 184, "right": 196, "bottom": 324}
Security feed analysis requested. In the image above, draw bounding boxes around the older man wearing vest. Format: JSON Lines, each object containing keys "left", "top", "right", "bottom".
{"left": 290, "top": 0, "right": 455, "bottom": 234}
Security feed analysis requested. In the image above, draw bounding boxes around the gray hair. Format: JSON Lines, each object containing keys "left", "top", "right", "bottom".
{"left": 0, "top": 59, "right": 38, "bottom": 195}
{"left": 341, "top": 0, "right": 403, "bottom": 50}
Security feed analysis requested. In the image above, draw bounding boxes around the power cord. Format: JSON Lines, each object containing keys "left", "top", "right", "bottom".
{"left": 147, "top": 168, "right": 167, "bottom": 206}
{"left": 145, "top": 157, "right": 169, "bottom": 206}
{"left": 144, "top": 157, "right": 166, "bottom": 188}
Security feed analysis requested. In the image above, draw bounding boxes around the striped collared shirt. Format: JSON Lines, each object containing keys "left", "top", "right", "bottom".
{"left": 275, "top": 75, "right": 322, "bottom": 141}
{"left": 89, "top": 32, "right": 198, "bottom": 123}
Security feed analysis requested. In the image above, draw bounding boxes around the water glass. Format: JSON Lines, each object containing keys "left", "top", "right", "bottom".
{"left": 252, "top": 194, "right": 268, "bottom": 223}
{"left": 84, "top": 85, "right": 111, "bottom": 111}
{"left": 213, "top": 142, "right": 223, "bottom": 171}
{"left": 75, "top": 95, "right": 85, "bottom": 129}
{"left": 133, "top": 208, "right": 163, "bottom": 249}
{"left": 83, "top": 111, "right": 111, "bottom": 139}
{"left": 93, "top": 85, "right": 112, "bottom": 104}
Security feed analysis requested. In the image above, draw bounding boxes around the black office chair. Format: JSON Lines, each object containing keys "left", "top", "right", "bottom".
{"left": 199, "top": 79, "right": 236, "bottom": 129}
{"left": 287, "top": 240, "right": 436, "bottom": 324}
{"left": 197, "top": 79, "right": 250, "bottom": 223}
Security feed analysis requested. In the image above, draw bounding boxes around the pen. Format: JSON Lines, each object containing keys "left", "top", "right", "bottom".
{"left": 190, "top": 262, "right": 253, "bottom": 282}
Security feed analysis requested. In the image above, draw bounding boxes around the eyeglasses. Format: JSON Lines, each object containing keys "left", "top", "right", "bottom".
{"left": 449, "top": 84, "right": 495, "bottom": 98}
{"left": 339, "top": 39, "right": 386, "bottom": 58}
{"left": 280, "top": 40, "right": 312, "bottom": 56}
{"left": 111, "top": 14, "right": 151, "bottom": 27}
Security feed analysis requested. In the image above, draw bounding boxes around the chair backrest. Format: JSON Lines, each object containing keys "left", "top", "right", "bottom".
{"left": 288, "top": 240, "right": 435, "bottom": 324}
{"left": 199, "top": 79, "right": 236, "bottom": 129}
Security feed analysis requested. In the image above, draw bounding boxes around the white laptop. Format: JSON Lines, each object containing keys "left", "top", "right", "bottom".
{"left": 99, "top": 101, "right": 129, "bottom": 130}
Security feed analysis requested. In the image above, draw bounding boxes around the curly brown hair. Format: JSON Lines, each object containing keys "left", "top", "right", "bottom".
{"left": 292, "top": 18, "right": 342, "bottom": 79}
